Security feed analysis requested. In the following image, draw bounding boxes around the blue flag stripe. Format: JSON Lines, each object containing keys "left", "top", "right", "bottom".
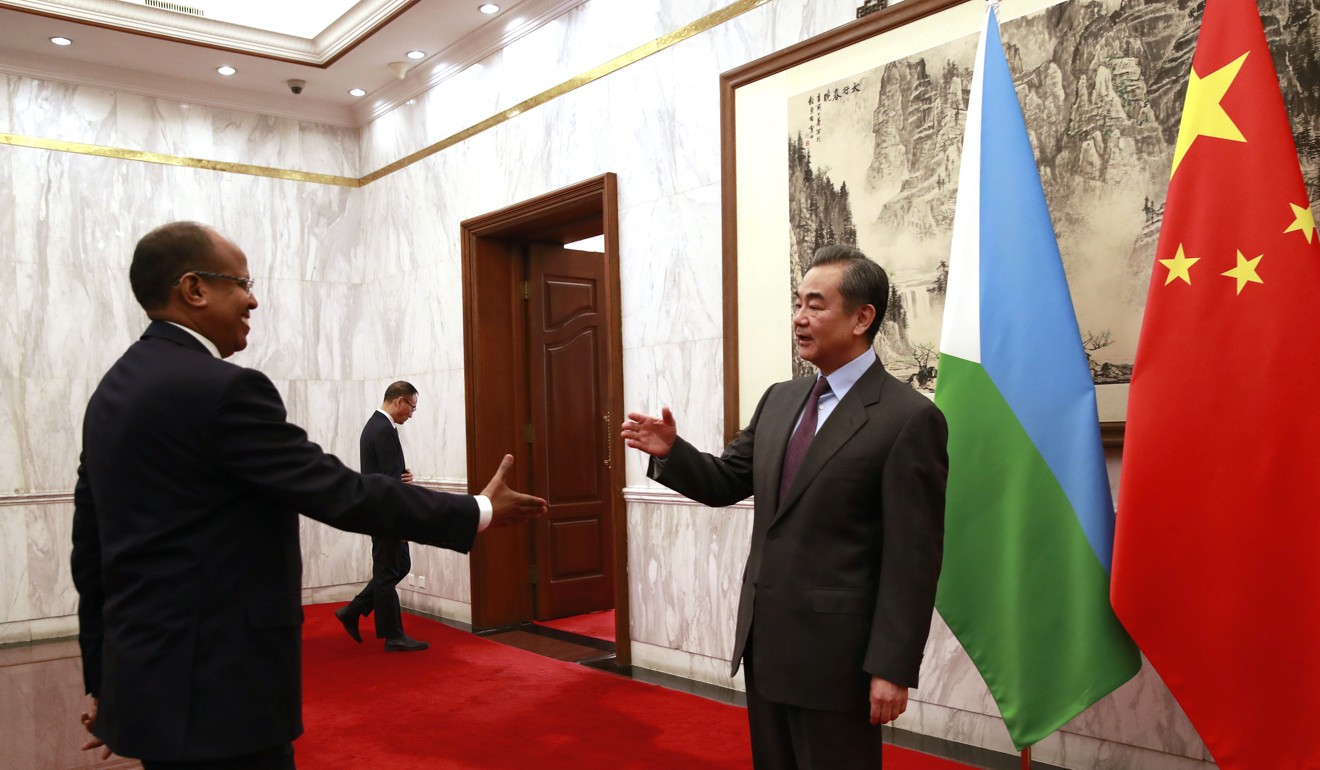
{"left": 975, "top": 11, "right": 1116, "bottom": 569}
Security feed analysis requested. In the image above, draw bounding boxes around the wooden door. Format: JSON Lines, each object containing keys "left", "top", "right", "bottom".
{"left": 526, "top": 242, "right": 614, "bottom": 619}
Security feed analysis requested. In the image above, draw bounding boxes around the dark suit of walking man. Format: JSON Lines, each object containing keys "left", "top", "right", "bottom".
{"left": 623, "top": 246, "right": 948, "bottom": 769}
{"left": 337, "top": 383, "right": 431, "bottom": 651}
{"left": 71, "top": 222, "right": 545, "bottom": 769}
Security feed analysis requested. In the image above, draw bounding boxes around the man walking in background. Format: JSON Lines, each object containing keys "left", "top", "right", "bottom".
{"left": 336, "top": 382, "right": 431, "bottom": 651}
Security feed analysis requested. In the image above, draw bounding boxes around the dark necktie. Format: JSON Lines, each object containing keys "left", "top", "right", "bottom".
{"left": 779, "top": 376, "right": 832, "bottom": 501}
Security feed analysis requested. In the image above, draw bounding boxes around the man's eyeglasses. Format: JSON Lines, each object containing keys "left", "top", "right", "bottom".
{"left": 176, "top": 271, "right": 256, "bottom": 295}
{"left": 400, "top": 398, "right": 418, "bottom": 413}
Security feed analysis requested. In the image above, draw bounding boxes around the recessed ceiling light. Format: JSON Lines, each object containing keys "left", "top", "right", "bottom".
{"left": 217, "top": 66, "right": 236, "bottom": 76}
{"left": 406, "top": 50, "right": 426, "bottom": 60}
{"left": 349, "top": 88, "right": 366, "bottom": 97}
{"left": 479, "top": 3, "right": 500, "bottom": 14}
{"left": 50, "top": 36, "right": 73, "bottom": 46}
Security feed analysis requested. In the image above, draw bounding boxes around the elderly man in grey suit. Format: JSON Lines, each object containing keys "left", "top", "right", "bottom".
{"left": 622, "top": 245, "right": 948, "bottom": 770}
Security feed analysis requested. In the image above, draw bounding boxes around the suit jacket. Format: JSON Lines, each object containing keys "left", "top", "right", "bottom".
{"left": 70, "top": 321, "right": 480, "bottom": 761}
{"left": 651, "top": 357, "right": 947, "bottom": 711}
{"left": 360, "top": 410, "right": 405, "bottom": 478}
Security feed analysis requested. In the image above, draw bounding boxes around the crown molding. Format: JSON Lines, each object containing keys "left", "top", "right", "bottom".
{"left": 353, "top": 0, "right": 588, "bottom": 125}
{"left": 0, "top": 49, "right": 359, "bottom": 128}
{"left": 0, "top": 0, "right": 413, "bottom": 65}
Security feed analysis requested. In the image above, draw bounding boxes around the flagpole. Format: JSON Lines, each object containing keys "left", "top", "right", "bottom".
{"left": 1021, "top": 746, "right": 1031, "bottom": 769}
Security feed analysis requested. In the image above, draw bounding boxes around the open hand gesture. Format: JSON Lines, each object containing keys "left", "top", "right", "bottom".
{"left": 621, "top": 408, "right": 677, "bottom": 458}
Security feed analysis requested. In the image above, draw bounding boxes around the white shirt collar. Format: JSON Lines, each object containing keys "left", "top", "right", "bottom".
{"left": 820, "top": 348, "right": 877, "bottom": 402}
{"left": 165, "top": 321, "right": 220, "bottom": 359}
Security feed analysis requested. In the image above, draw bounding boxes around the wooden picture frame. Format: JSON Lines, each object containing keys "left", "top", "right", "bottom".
{"left": 719, "top": 0, "right": 1147, "bottom": 447}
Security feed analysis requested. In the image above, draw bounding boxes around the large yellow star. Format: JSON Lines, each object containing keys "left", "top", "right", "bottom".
{"left": 1221, "top": 250, "right": 1264, "bottom": 294}
{"left": 1171, "top": 52, "right": 1249, "bottom": 178}
{"left": 1159, "top": 244, "right": 1200, "bottom": 285}
{"left": 1284, "top": 203, "right": 1316, "bottom": 243}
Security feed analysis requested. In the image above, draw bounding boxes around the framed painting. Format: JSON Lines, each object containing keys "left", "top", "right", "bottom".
{"left": 719, "top": 0, "right": 1320, "bottom": 447}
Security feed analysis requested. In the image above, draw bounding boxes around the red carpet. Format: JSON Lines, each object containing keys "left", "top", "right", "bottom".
{"left": 299, "top": 604, "right": 979, "bottom": 769}
{"left": 533, "top": 608, "right": 616, "bottom": 642}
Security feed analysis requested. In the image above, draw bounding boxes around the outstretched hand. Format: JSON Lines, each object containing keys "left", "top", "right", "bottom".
{"left": 621, "top": 407, "right": 677, "bottom": 458}
{"left": 481, "top": 454, "right": 547, "bottom": 528}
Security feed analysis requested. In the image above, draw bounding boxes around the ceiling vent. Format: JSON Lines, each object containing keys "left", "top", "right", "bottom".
{"left": 143, "top": 0, "right": 205, "bottom": 16}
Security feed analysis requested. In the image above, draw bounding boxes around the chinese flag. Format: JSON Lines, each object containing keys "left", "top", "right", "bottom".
{"left": 1112, "top": 0, "right": 1320, "bottom": 767}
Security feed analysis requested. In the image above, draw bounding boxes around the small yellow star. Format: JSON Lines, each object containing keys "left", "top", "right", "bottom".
{"left": 1284, "top": 203, "right": 1316, "bottom": 243}
{"left": 1221, "top": 250, "right": 1264, "bottom": 294}
{"left": 1159, "top": 244, "right": 1200, "bottom": 285}
{"left": 1171, "top": 52, "right": 1249, "bottom": 178}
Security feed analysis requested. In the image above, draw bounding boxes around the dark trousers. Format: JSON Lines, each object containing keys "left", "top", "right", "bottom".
{"left": 743, "top": 648, "right": 885, "bottom": 770}
{"left": 141, "top": 743, "right": 294, "bottom": 770}
{"left": 344, "top": 537, "right": 410, "bottom": 639}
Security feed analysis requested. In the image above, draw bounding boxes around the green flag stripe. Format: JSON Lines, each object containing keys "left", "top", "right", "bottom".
{"left": 935, "top": 354, "right": 1140, "bottom": 748}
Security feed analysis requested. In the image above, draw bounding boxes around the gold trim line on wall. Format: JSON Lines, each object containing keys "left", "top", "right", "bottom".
{"left": 0, "top": 0, "right": 770, "bottom": 188}
{"left": 357, "top": 0, "right": 772, "bottom": 185}
{"left": 0, "top": 132, "right": 361, "bottom": 187}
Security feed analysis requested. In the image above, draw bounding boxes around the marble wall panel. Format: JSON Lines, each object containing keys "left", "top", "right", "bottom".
{"left": 3, "top": 75, "right": 358, "bottom": 176}
{"left": 1059, "top": 662, "right": 1207, "bottom": 759}
{"left": 24, "top": 501, "right": 76, "bottom": 621}
{"left": 618, "top": 183, "right": 723, "bottom": 351}
{"left": 15, "top": 245, "right": 145, "bottom": 383}
{"left": 768, "top": 0, "right": 857, "bottom": 50}
{"left": 915, "top": 611, "right": 1001, "bottom": 715}
{"left": 620, "top": 339, "right": 725, "bottom": 487}
{"left": 0, "top": 380, "right": 24, "bottom": 494}
{"left": 403, "top": 543, "right": 473, "bottom": 604}
{"left": 17, "top": 378, "right": 97, "bottom": 496}
{"left": 115, "top": 93, "right": 218, "bottom": 163}
{"left": 631, "top": 639, "right": 745, "bottom": 691}
{"left": 397, "top": 586, "right": 472, "bottom": 624}
{"left": 626, "top": 500, "right": 751, "bottom": 660}
{"left": 356, "top": 160, "right": 465, "bottom": 282}
{"left": 298, "top": 518, "right": 372, "bottom": 590}
{"left": 0, "top": 260, "right": 21, "bottom": 381}
{"left": 602, "top": 49, "right": 679, "bottom": 212}
{"left": 541, "top": 77, "right": 612, "bottom": 192}
{"left": 280, "top": 379, "right": 372, "bottom": 469}
{"left": 0, "top": 504, "right": 33, "bottom": 623}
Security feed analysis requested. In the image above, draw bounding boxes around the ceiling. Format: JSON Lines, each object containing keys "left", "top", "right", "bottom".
{"left": 0, "top": 0, "right": 587, "bottom": 127}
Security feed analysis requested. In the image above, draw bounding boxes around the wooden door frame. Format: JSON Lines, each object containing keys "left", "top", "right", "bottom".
{"left": 459, "top": 173, "right": 629, "bottom": 664}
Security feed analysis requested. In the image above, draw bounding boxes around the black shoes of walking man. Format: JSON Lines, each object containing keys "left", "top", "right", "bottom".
{"left": 334, "top": 605, "right": 430, "bottom": 651}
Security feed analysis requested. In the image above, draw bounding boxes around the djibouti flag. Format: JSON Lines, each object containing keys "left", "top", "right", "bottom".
{"left": 933, "top": 5, "right": 1140, "bottom": 750}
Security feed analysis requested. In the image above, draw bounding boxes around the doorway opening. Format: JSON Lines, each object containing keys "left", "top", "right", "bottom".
{"left": 460, "top": 174, "right": 629, "bottom": 666}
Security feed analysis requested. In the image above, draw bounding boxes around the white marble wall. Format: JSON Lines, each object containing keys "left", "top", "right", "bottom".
{"left": 0, "top": 72, "right": 373, "bottom": 641}
{"left": 2, "top": 74, "right": 359, "bottom": 177}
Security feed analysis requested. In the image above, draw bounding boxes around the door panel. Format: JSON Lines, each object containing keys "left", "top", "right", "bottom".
{"left": 527, "top": 244, "right": 614, "bottom": 619}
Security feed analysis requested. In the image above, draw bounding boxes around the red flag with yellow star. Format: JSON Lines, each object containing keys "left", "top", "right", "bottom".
{"left": 1112, "top": 0, "right": 1320, "bottom": 767}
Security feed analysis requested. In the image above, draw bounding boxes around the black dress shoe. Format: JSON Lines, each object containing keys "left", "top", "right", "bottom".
{"left": 334, "top": 606, "right": 362, "bottom": 643}
{"left": 384, "top": 634, "right": 429, "bottom": 652}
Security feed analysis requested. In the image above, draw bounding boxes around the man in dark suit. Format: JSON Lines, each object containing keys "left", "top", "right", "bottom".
{"left": 71, "top": 222, "right": 545, "bottom": 769}
{"left": 335, "top": 381, "right": 432, "bottom": 651}
{"left": 622, "top": 246, "right": 948, "bottom": 769}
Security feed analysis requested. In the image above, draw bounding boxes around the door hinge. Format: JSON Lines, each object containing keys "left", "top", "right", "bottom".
{"left": 530, "top": 563, "right": 539, "bottom": 585}
{"left": 522, "top": 280, "right": 529, "bottom": 300}
{"left": 525, "top": 423, "right": 534, "bottom": 443}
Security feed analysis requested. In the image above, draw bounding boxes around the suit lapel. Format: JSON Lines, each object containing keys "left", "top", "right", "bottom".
{"left": 772, "top": 359, "right": 887, "bottom": 524}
